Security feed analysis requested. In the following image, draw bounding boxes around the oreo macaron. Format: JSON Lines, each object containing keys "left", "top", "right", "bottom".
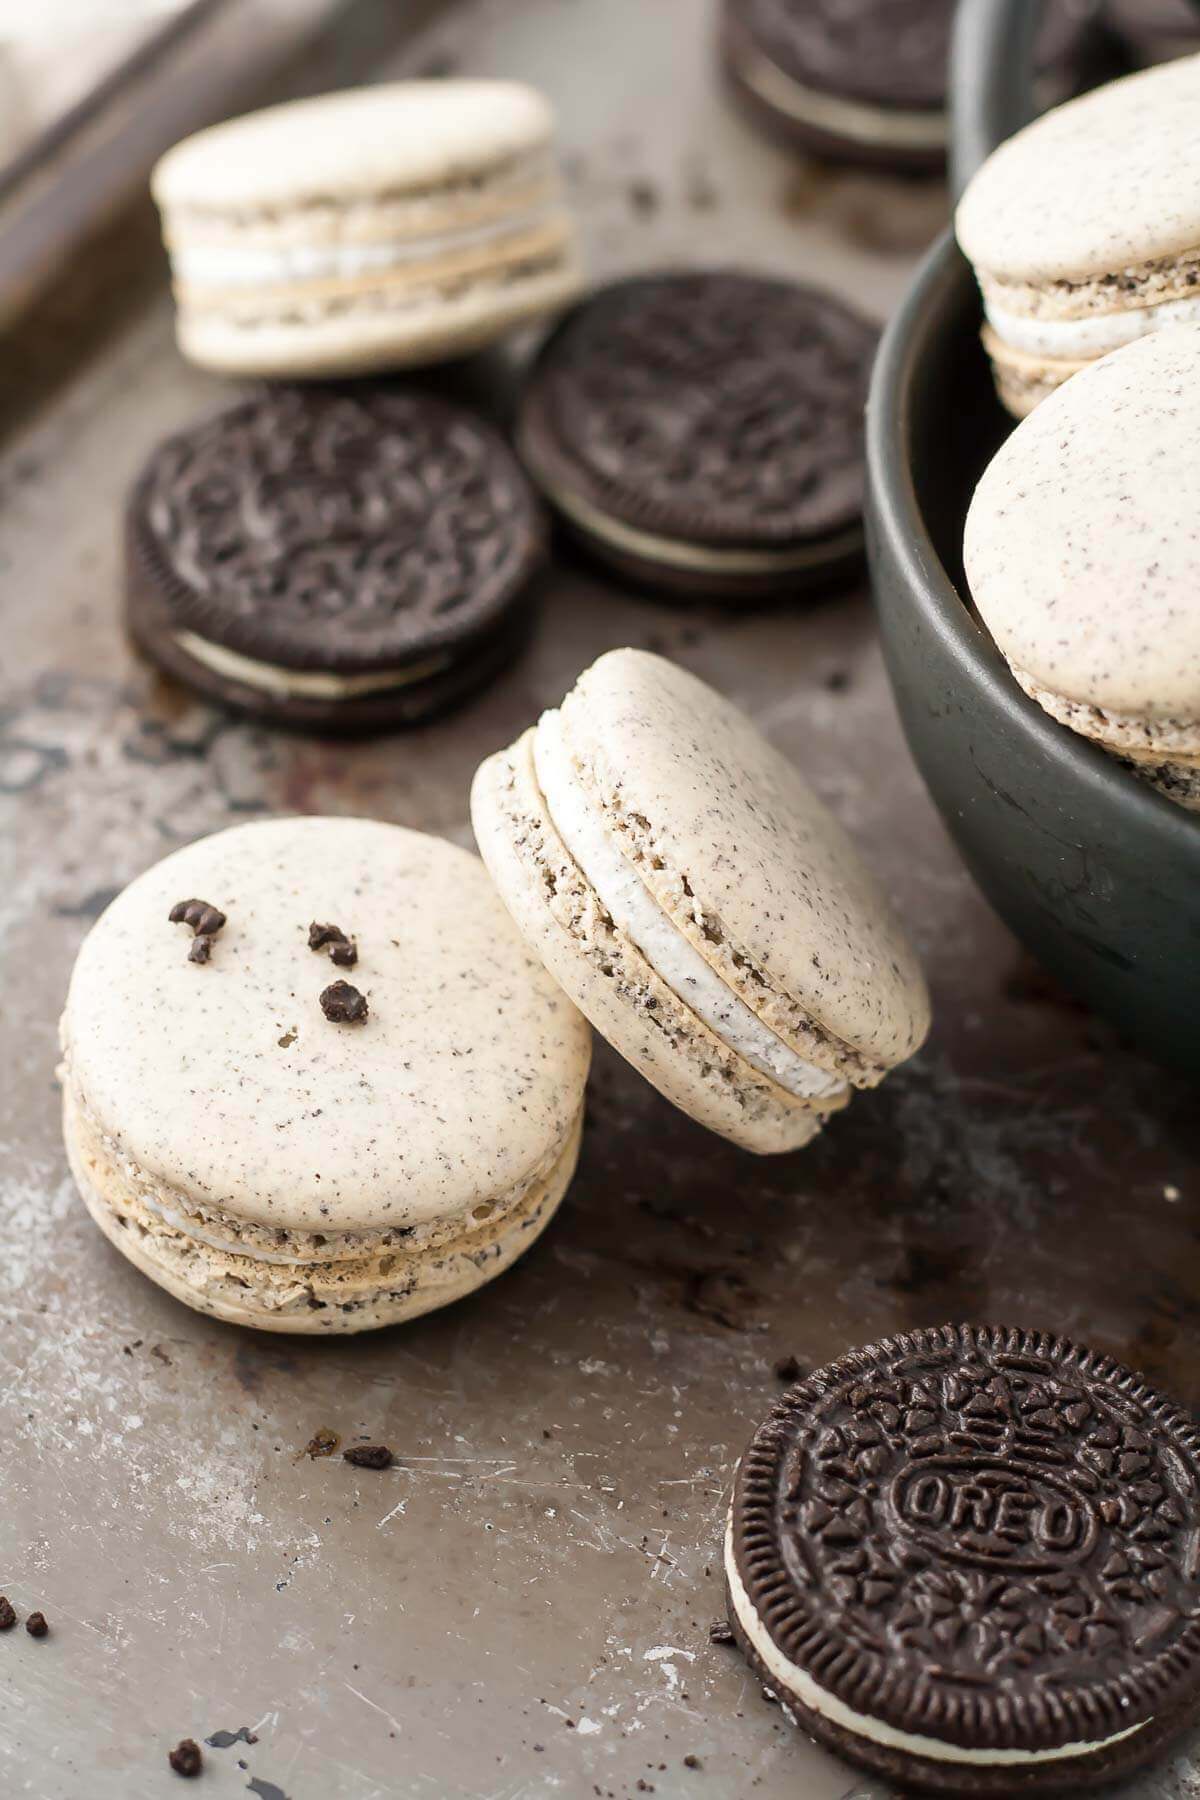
{"left": 59, "top": 817, "right": 590, "bottom": 1333}
{"left": 957, "top": 53, "right": 1200, "bottom": 416}
{"left": 125, "top": 386, "right": 545, "bottom": 734}
{"left": 151, "top": 80, "right": 582, "bottom": 378}
{"left": 471, "top": 649, "right": 929, "bottom": 1155}
{"left": 726, "top": 1324, "right": 1200, "bottom": 1792}
{"left": 516, "top": 271, "right": 877, "bottom": 601}
{"left": 965, "top": 327, "right": 1200, "bottom": 812}
{"left": 720, "top": 0, "right": 1101, "bottom": 174}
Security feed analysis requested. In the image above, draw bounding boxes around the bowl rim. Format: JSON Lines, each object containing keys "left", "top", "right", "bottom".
{"left": 865, "top": 223, "right": 1200, "bottom": 855}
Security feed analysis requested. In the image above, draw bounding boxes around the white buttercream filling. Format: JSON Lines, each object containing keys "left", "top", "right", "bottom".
{"left": 987, "top": 294, "right": 1200, "bottom": 360}
{"left": 532, "top": 710, "right": 847, "bottom": 1103}
{"left": 174, "top": 631, "right": 452, "bottom": 702}
{"left": 171, "top": 207, "right": 561, "bottom": 289}
{"left": 723, "top": 1523, "right": 1147, "bottom": 1768}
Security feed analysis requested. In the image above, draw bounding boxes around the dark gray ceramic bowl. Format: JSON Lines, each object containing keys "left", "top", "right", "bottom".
{"left": 866, "top": 0, "right": 1200, "bottom": 1074}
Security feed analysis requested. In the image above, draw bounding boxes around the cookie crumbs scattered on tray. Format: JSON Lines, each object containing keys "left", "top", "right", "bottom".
{"left": 320, "top": 980, "right": 368, "bottom": 1024}
{"left": 168, "top": 1738, "right": 202, "bottom": 1777}
{"left": 344, "top": 1444, "right": 393, "bottom": 1470}
{"left": 0, "top": 1597, "right": 15, "bottom": 1631}
{"left": 25, "top": 1612, "right": 47, "bottom": 1638}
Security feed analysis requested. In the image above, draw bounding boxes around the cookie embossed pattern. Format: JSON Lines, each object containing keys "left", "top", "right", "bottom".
{"left": 726, "top": 1325, "right": 1200, "bottom": 1793}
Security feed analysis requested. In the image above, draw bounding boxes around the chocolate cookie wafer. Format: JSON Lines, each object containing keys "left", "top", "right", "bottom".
{"left": 726, "top": 1324, "right": 1200, "bottom": 1792}
{"left": 126, "top": 388, "right": 545, "bottom": 734}
{"left": 516, "top": 271, "right": 876, "bottom": 602}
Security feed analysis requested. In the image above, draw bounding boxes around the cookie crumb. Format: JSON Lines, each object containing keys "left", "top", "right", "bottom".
{"left": 303, "top": 1428, "right": 340, "bottom": 1459}
{"left": 188, "top": 935, "right": 214, "bottom": 965}
{"left": 25, "top": 1612, "right": 47, "bottom": 1638}
{"left": 168, "top": 1739, "right": 202, "bottom": 1777}
{"left": 310, "top": 922, "right": 358, "bottom": 967}
{"left": 683, "top": 1754, "right": 701, "bottom": 1769}
{"left": 0, "top": 1597, "right": 15, "bottom": 1630}
{"left": 170, "top": 898, "right": 226, "bottom": 952}
{"left": 773, "top": 1354, "right": 803, "bottom": 1383}
{"left": 320, "top": 980, "right": 368, "bottom": 1024}
{"left": 344, "top": 1444, "right": 393, "bottom": 1470}
{"left": 708, "top": 1620, "right": 735, "bottom": 1646}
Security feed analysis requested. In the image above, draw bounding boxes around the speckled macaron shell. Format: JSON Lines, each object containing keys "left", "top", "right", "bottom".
{"left": 151, "top": 81, "right": 582, "bottom": 378}
{"left": 561, "top": 652, "right": 930, "bottom": 1073}
{"left": 965, "top": 328, "right": 1200, "bottom": 803}
{"left": 957, "top": 56, "right": 1200, "bottom": 285}
{"left": 61, "top": 815, "right": 590, "bottom": 1237}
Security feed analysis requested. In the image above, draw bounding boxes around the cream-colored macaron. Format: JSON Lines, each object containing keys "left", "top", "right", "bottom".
{"left": 59, "top": 817, "right": 590, "bottom": 1332}
{"left": 470, "top": 650, "right": 929, "bottom": 1155}
{"left": 151, "top": 80, "right": 583, "bottom": 378}
{"left": 956, "top": 54, "right": 1200, "bottom": 416}
{"left": 964, "top": 326, "right": 1200, "bottom": 810}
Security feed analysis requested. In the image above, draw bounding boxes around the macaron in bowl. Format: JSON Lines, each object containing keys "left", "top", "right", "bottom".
{"left": 964, "top": 326, "right": 1200, "bottom": 812}
{"left": 956, "top": 52, "right": 1200, "bottom": 415}
{"left": 471, "top": 650, "right": 929, "bottom": 1155}
{"left": 59, "top": 817, "right": 591, "bottom": 1333}
{"left": 151, "top": 80, "right": 583, "bottom": 378}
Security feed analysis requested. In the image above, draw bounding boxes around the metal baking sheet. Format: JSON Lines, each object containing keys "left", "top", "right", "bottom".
{"left": 1, "top": 1, "right": 1197, "bottom": 1795}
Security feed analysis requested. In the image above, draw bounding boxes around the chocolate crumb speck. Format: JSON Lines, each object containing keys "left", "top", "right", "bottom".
{"left": 170, "top": 898, "right": 226, "bottom": 938}
{"left": 25, "top": 1612, "right": 47, "bottom": 1638}
{"left": 188, "top": 935, "right": 214, "bottom": 965}
{"left": 683, "top": 1754, "right": 701, "bottom": 1769}
{"left": 320, "top": 980, "right": 368, "bottom": 1024}
{"left": 278, "top": 1029, "right": 297, "bottom": 1048}
{"left": 708, "top": 1620, "right": 735, "bottom": 1646}
{"left": 0, "top": 1596, "right": 15, "bottom": 1630}
{"left": 304, "top": 1428, "right": 340, "bottom": 1459}
{"left": 168, "top": 1738, "right": 202, "bottom": 1777}
{"left": 774, "top": 1354, "right": 804, "bottom": 1383}
{"left": 310, "top": 921, "right": 358, "bottom": 967}
{"left": 344, "top": 1444, "right": 393, "bottom": 1470}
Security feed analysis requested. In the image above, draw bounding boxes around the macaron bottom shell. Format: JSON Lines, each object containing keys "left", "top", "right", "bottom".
{"left": 471, "top": 731, "right": 837, "bottom": 1155}
{"left": 172, "top": 256, "right": 583, "bottom": 379}
{"left": 66, "top": 1093, "right": 584, "bottom": 1335}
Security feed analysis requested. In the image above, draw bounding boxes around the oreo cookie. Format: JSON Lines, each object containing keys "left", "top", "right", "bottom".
{"left": 726, "top": 1324, "right": 1200, "bottom": 1793}
{"left": 721, "top": 0, "right": 1102, "bottom": 173}
{"left": 517, "top": 271, "right": 876, "bottom": 601}
{"left": 126, "top": 388, "right": 545, "bottom": 734}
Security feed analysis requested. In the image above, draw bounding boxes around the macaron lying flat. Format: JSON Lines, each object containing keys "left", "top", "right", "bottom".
{"left": 725, "top": 1324, "right": 1200, "bottom": 1792}
{"left": 517, "top": 272, "right": 877, "bottom": 601}
{"left": 126, "top": 388, "right": 545, "bottom": 735}
{"left": 152, "top": 81, "right": 582, "bottom": 378}
{"left": 957, "top": 54, "right": 1200, "bottom": 416}
{"left": 965, "top": 327, "right": 1200, "bottom": 811}
{"left": 471, "top": 650, "right": 929, "bottom": 1154}
{"left": 59, "top": 818, "right": 590, "bottom": 1333}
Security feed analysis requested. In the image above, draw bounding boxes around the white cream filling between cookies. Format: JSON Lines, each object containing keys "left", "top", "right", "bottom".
{"left": 173, "top": 631, "right": 452, "bottom": 701}
{"left": 518, "top": 428, "right": 863, "bottom": 575}
{"left": 533, "top": 710, "right": 847, "bottom": 1103}
{"left": 986, "top": 293, "right": 1200, "bottom": 360}
{"left": 723, "top": 1525, "right": 1147, "bottom": 1768}
{"left": 170, "top": 207, "right": 563, "bottom": 289}
{"left": 726, "top": 35, "right": 946, "bottom": 151}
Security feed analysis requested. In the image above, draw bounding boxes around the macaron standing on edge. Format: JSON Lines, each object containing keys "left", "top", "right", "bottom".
{"left": 125, "top": 387, "right": 547, "bottom": 735}
{"left": 964, "top": 326, "right": 1200, "bottom": 812}
{"left": 151, "top": 80, "right": 583, "bottom": 378}
{"left": 59, "top": 817, "right": 591, "bottom": 1333}
{"left": 471, "top": 650, "right": 930, "bottom": 1155}
{"left": 517, "top": 271, "right": 877, "bottom": 601}
{"left": 956, "top": 53, "right": 1200, "bottom": 416}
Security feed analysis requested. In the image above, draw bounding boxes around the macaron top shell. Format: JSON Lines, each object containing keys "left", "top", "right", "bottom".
{"left": 559, "top": 651, "right": 930, "bottom": 1070}
{"left": 62, "top": 818, "right": 589, "bottom": 1232}
{"left": 956, "top": 55, "right": 1200, "bottom": 283}
{"left": 964, "top": 328, "right": 1200, "bottom": 720}
{"left": 152, "top": 80, "right": 554, "bottom": 213}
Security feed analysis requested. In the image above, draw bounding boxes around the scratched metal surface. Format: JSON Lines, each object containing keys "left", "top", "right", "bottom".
{"left": 2, "top": 2, "right": 1199, "bottom": 1797}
